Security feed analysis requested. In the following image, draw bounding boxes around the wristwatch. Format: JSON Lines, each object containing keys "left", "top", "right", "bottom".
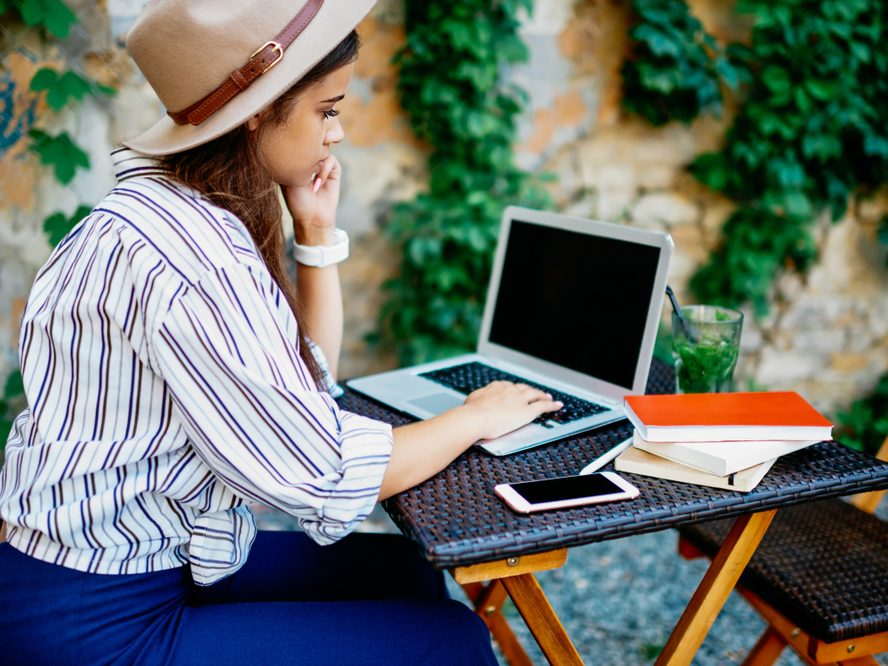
{"left": 292, "top": 228, "right": 349, "bottom": 267}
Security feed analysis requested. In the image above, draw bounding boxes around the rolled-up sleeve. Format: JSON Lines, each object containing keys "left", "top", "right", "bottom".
{"left": 150, "top": 263, "right": 393, "bottom": 544}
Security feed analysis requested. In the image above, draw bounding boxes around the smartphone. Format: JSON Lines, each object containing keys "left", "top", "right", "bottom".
{"left": 494, "top": 471, "right": 640, "bottom": 514}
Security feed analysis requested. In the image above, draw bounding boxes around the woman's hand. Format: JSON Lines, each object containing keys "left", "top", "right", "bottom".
{"left": 460, "top": 381, "right": 563, "bottom": 440}
{"left": 283, "top": 155, "right": 342, "bottom": 245}
{"left": 380, "top": 381, "right": 563, "bottom": 499}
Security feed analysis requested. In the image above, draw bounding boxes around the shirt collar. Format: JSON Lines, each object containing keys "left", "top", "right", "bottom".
{"left": 112, "top": 147, "right": 167, "bottom": 183}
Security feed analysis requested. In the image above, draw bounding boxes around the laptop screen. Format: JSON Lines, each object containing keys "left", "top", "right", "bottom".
{"left": 487, "top": 219, "right": 662, "bottom": 389}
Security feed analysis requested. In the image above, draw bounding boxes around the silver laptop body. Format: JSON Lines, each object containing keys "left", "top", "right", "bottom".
{"left": 348, "top": 206, "right": 674, "bottom": 456}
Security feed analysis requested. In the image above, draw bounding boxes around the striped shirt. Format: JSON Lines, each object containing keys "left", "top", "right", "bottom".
{"left": 0, "top": 148, "right": 393, "bottom": 585}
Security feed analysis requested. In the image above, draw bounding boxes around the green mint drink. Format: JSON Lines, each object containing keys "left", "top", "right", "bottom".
{"left": 672, "top": 306, "right": 743, "bottom": 393}
{"left": 674, "top": 336, "right": 740, "bottom": 393}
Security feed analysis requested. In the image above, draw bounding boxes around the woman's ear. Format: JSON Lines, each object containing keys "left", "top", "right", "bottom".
{"left": 246, "top": 115, "right": 260, "bottom": 132}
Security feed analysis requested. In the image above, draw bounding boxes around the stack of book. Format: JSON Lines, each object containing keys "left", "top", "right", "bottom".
{"left": 614, "top": 391, "right": 833, "bottom": 492}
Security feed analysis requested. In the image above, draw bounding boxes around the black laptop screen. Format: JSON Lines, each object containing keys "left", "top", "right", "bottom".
{"left": 487, "top": 219, "right": 661, "bottom": 389}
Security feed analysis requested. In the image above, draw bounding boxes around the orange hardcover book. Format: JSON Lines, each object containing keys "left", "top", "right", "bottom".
{"left": 623, "top": 391, "right": 833, "bottom": 442}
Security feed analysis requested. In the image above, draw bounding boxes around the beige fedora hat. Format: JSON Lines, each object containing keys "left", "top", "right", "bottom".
{"left": 123, "top": 0, "right": 376, "bottom": 156}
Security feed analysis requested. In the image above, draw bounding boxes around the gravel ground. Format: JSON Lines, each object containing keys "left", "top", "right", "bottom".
{"left": 254, "top": 503, "right": 888, "bottom": 666}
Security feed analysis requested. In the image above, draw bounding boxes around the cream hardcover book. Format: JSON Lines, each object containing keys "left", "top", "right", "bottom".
{"left": 631, "top": 431, "right": 818, "bottom": 477}
{"left": 614, "top": 446, "right": 775, "bottom": 492}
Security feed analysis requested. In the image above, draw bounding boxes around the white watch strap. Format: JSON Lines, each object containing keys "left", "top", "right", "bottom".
{"left": 292, "top": 228, "right": 349, "bottom": 267}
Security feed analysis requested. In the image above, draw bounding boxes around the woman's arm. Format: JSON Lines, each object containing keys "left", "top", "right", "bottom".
{"left": 284, "top": 156, "right": 344, "bottom": 377}
{"left": 378, "top": 382, "right": 563, "bottom": 500}
{"left": 295, "top": 256, "right": 343, "bottom": 379}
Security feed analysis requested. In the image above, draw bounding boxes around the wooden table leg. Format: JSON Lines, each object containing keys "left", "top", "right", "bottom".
{"left": 742, "top": 627, "right": 788, "bottom": 666}
{"left": 463, "top": 580, "right": 533, "bottom": 666}
{"left": 455, "top": 551, "right": 569, "bottom": 666}
{"left": 656, "top": 509, "right": 778, "bottom": 666}
{"left": 501, "top": 573, "right": 583, "bottom": 666}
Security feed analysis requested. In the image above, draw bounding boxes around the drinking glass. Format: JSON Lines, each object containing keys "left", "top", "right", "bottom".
{"left": 672, "top": 305, "right": 743, "bottom": 393}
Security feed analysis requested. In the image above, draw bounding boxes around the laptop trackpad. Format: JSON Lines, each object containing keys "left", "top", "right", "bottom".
{"left": 408, "top": 392, "right": 464, "bottom": 415}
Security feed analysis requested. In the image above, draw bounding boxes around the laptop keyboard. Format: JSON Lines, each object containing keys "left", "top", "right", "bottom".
{"left": 418, "top": 362, "right": 610, "bottom": 426}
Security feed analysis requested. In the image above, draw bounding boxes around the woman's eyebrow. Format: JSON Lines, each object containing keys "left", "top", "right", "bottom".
{"left": 319, "top": 94, "right": 345, "bottom": 104}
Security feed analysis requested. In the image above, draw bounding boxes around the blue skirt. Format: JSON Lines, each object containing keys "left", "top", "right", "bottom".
{"left": 0, "top": 531, "right": 496, "bottom": 665}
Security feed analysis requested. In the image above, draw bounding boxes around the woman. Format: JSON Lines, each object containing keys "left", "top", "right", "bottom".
{"left": 0, "top": 1, "right": 561, "bottom": 663}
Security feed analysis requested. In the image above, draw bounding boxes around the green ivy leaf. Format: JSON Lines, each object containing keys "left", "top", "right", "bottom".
{"left": 43, "top": 205, "right": 91, "bottom": 246}
{"left": 28, "top": 129, "right": 90, "bottom": 184}
{"left": 19, "top": 0, "right": 77, "bottom": 39}
{"left": 761, "top": 65, "right": 791, "bottom": 94}
{"left": 690, "top": 152, "right": 730, "bottom": 191}
{"left": 31, "top": 68, "right": 94, "bottom": 111}
{"left": 877, "top": 216, "right": 888, "bottom": 246}
{"left": 634, "top": 24, "right": 681, "bottom": 58}
{"left": 59, "top": 71, "right": 91, "bottom": 104}
{"left": 802, "top": 133, "right": 842, "bottom": 161}
{"left": 29, "top": 66, "right": 59, "bottom": 92}
{"left": 783, "top": 192, "right": 813, "bottom": 218}
{"left": 805, "top": 79, "right": 837, "bottom": 101}
{"left": 774, "top": 160, "right": 805, "bottom": 188}
{"left": 714, "top": 57, "right": 743, "bottom": 90}
{"left": 3, "top": 370, "right": 23, "bottom": 397}
{"left": 849, "top": 41, "right": 871, "bottom": 64}
{"left": 864, "top": 135, "right": 888, "bottom": 159}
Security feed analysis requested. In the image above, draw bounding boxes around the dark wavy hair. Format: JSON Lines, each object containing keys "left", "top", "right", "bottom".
{"left": 160, "top": 31, "right": 361, "bottom": 387}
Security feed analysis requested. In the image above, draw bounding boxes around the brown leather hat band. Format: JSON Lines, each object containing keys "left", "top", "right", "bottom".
{"left": 168, "top": 0, "right": 325, "bottom": 127}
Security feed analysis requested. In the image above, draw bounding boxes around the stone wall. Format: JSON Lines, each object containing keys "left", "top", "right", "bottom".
{"left": 1, "top": 0, "right": 886, "bottom": 416}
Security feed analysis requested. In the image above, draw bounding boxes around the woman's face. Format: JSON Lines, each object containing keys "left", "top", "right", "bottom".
{"left": 253, "top": 62, "right": 355, "bottom": 187}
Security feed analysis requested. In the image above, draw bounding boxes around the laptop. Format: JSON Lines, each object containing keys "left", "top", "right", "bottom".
{"left": 348, "top": 206, "right": 674, "bottom": 456}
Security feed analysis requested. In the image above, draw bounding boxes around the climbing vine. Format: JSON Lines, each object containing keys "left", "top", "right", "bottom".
{"left": 0, "top": 1, "right": 116, "bottom": 449}
{"left": 623, "top": 0, "right": 888, "bottom": 313}
{"left": 693, "top": 0, "right": 887, "bottom": 312}
{"left": 836, "top": 375, "right": 888, "bottom": 454}
{"left": 621, "top": 0, "right": 888, "bottom": 452}
{"left": 376, "top": 0, "right": 548, "bottom": 364}
{"left": 621, "top": 0, "right": 744, "bottom": 126}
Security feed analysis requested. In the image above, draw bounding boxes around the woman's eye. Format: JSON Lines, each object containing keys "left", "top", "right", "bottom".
{"left": 323, "top": 109, "right": 339, "bottom": 119}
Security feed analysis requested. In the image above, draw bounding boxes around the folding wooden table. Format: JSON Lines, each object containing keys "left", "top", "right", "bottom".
{"left": 338, "top": 362, "right": 888, "bottom": 664}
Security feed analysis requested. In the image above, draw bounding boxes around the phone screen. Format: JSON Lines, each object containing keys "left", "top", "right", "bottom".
{"left": 509, "top": 474, "right": 625, "bottom": 504}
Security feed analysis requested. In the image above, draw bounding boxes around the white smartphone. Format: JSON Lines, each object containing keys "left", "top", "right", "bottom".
{"left": 494, "top": 471, "right": 640, "bottom": 514}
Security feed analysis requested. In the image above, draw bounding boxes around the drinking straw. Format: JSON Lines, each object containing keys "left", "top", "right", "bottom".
{"left": 665, "top": 285, "right": 694, "bottom": 341}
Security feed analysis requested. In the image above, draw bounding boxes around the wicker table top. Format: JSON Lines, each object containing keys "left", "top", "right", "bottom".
{"left": 338, "top": 361, "right": 888, "bottom": 569}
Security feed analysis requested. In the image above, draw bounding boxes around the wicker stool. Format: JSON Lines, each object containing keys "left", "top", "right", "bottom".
{"left": 679, "top": 438, "right": 888, "bottom": 666}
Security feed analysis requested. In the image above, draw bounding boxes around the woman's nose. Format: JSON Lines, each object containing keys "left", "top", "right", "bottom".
{"left": 325, "top": 117, "right": 345, "bottom": 145}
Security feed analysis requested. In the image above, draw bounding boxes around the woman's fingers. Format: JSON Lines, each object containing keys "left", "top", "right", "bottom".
{"left": 312, "top": 155, "right": 341, "bottom": 192}
{"left": 489, "top": 381, "right": 554, "bottom": 404}
{"left": 467, "top": 380, "right": 561, "bottom": 413}
{"left": 513, "top": 383, "right": 555, "bottom": 403}
{"left": 530, "top": 397, "right": 563, "bottom": 415}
